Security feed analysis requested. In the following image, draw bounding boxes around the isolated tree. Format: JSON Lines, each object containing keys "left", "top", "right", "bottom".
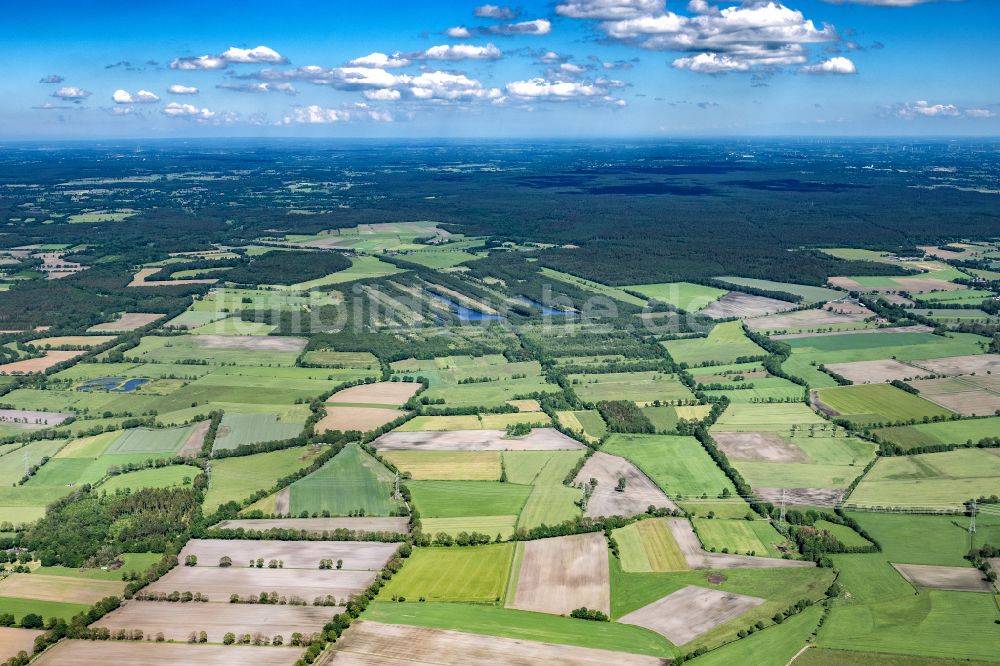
{"left": 223, "top": 632, "right": 235, "bottom": 645}
{"left": 219, "top": 556, "right": 232, "bottom": 567}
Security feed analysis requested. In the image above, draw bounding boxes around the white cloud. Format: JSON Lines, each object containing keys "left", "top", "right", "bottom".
{"left": 220, "top": 45, "right": 287, "bottom": 64}
{"left": 673, "top": 52, "right": 750, "bottom": 73}
{"left": 506, "top": 77, "right": 625, "bottom": 105}
{"left": 52, "top": 86, "right": 91, "bottom": 101}
{"left": 540, "top": 51, "right": 563, "bottom": 63}
{"left": 420, "top": 43, "right": 502, "bottom": 60}
{"left": 489, "top": 19, "right": 552, "bottom": 35}
{"left": 349, "top": 52, "right": 411, "bottom": 68}
{"left": 217, "top": 82, "right": 297, "bottom": 95}
{"left": 409, "top": 71, "right": 502, "bottom": 101}
{"left": 162, "top": 102, "right": 222, "bottom": 120}
{"left": 170, "top": 55, "right": 228, "bottom": 70}
{"left": 167, "top": 84, "right": 199, "bottom": 95}
{"left": 823, "top": 0, "right": 956, "bottom": 6}
{"left": 895, "top": 100, "right": 960, "bottom": 118}
{"left": 802, "top": 56, "right": 857, "bottom": 74}
{"left": 965, "top": 108, "right": 996, "bottom": 118}
{"left": 556, "top": 0, "right": 665, "bottom": 20}
{"left": 475, "top": 4, "right": 519, "bottom": 19}
{"left": 112, "top": 89, "right": 160, "bottom": 104}
{"left": 279, "top": 105, "right": 393, "bottom": 125}
{"left": 561, "top": 63, "right": 588, "bottom": 73}
{"left": 445, "top": 26, "right": 473, "bottom": 38}
{"left": 363, "top": 89, "right": 403, "bottom": 101}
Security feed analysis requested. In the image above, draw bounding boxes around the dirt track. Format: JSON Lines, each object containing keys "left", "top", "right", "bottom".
{"left": 574, "top": 452, "right": 677, "bottom": 518}
{"left": 33, "top": 640, "right": 301, "bottom": 665}
{"left": 374, "top": 428, "right": 584, "bottom": 451}
{"left": 215, "top": 517, "right": 410, "bottom": 534}
{"left": 619, "top": 584, "right": 765, "bottom": 645}
{"left": 509, "top": 532, "right": 610, "bottom": 615}
{"left": 892, "top": 563, "right": 994, "bottom": 592}
{"left": 666, "top": 519, "right": 814, "bottom": 570}
{"left": 178, "top": 420, "right": 211, "bottom": 457}
{"left": 327, "top": 621, "right": 665, "bottom": 666}
{"left": 178, "top": 539, "right": 398, "bottom": 570}
{"left": 713, "top": 432, "right": 809, "bottom": 463}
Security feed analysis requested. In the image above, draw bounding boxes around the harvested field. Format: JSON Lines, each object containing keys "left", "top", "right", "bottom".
{"left": 821, "top": 359, "right": 925, "bottom": 384}
{"left": 618, "top": 585, "right": 765, "bottom": 645}
{"left": 746, "top": 308, "right": 868, "bottom": 332}
{"left": 382, "top": 450, "right": 500, "bottom": 480}
{"left": 666, "top": 519, "right": 814, "bottom": 570}
{"left": 891, "top": 563, "right": 993, "bottom": 592}
{"left": 214, "top": 517, "right": 409, "bottom": 534}
{"left": 374, "top": 428, "right": 584, "bottom": 452}
{"left": 908, "top": 377, "right": 1000, "bottom": 417}
{"left": 94, "top": 601, "right": 337, "bottom": 643}
{"left": 33, "top": 640, "right": 301, "bottom": 666}
{"left": 713, "top": 432, "right": 808, "bottom": 463}
{"left": 328, "top": 381, "right": 421, "bottom": 406}
{"left": 910, "top": 354, "right": 1000, "bottom": 376}
{"left": 755, "top": 487, "right": 844, "bottom": 508}
{"left": 826, "top": 300, "right": 875, "bottom": 315}
{"left": 0, "top": 350, "right": 83, "bottom": 375}
{"left": 178, "top": 539, "right": 398, "bottom": 570}
{"left": 317, "top": 406, "right": 406, "bottom": 433}
{"left": 28, "top": 336, "right": 115, "bottom": 349}
{"left": 772, "top": 324, "right": 931, "bottom": 340}
{"left": 509, "top": 532, "right": 610, "bottom": 616}
{"left": 87, "top": 312, "right": 164, "bottom": 332}
{"left": 700, "top": 292, "right": 796, "bottom": 320}
{"left": 178, "top": 420, "right": 210, "bottom": 457}
{"left": 193, "top": 335, "right": 306, "bottom": 352}
{"left": 573, "top": 452, "right": 677, "bottom": 518}
{"left": 0, "top": 408, "right": 72, "bottom": 426}
{"left": 327, "top": 620, "right": 665, "bottom": 666}
{"left": 0, "top": 628, "right": 42, "bottom": 661}
{"left": 146, "top": 567, "right": 375, "bottom": 601}
{"left": 0, "top": 573, "right": 124, "bottom": 604}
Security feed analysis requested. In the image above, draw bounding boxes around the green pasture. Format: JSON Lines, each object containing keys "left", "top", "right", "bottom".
{"left": 208, "top": 446, "right": 320, "bottom": 513}
{"left": 815, "top": 384, "right": 954, "bottom": 425}
{"left": 603, "top": 434, "right": 736, "bottom": 498}
{"left": 568, "top": 370, "right": 696, "bottom": 404}
{"left": 288, "top": 443, "right": 403, "bottom": 516}
{"left": 715, "top": 277, "right": 842, "bottom": 304}
{"left": 624, "top": 282, "right": 727, "bottom": 311}
{"left": 379, "top": 544, "right": 514, "bottom": 603}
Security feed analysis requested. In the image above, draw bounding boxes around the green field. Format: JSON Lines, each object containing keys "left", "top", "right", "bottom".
{"left": 393, "top": 356, "right": 560, "bottom": 408}
{"left": 382, "top": 451, "right": 501, "bottom": 480}
{"left": 603, "top": 434, "right": 736, "bottom": 498}
{"left": 556, "top": 410, "right": 607, "bottom": 439}
{"left": 104, "top": 424, "right": 200, "bottom": 454}
{"left": 282, "top": 255, "right": 403, "bottom": 289}
{"left": 784, "top": 331, "right": 986, "bottom": 367}
{"left": 816, "top": 384, "right": 954, "bottom": 425}
{"left": 98, "top": 465, "right": 199, "bottom": 492}
{"left": 692, "top": 518, "right": 788, "bottom": 557}
{"left": 712, "top": 402, "right": 828, "bottom": 432}
{"left": 0, "top": 597, "right": 90, "bottom": 622}
{"left": 408, "top": 481, "right": 531, "bottom": 517}
{"left": 379, "top": 544, "right": 514, "bottom": 602}
{"left": 501, "top": 450, "right": 584, "bottom": 485}
{"left": 420, "top": 516, "right": 519, "bottom": 539}
{"left": 124, "top": 334, "right": 304, "bottom": 366}
{"left": 624, "top": 282, "right": 727, "bottom": 312}
{"left": 396, "top": 249, "right": 483, "bottom": 269}
{"left": 35, "top": 552, "right": 162, "bottom": 581}
{"left": 615, "top": 519, "right": 688, "bottom": 572}
{"left": 664, "top": 322, "right": 769, "bottom": 367}
{"left": 873, "top": 416, "right": 1000, "bottom": 450}
{"left": 539, "top": 267, "right": 646, "bottom": 306}
{"left": 212, "top": 412, "right": 303, "bottom": 452}
{"left": 568, "top": 370, "right": 695, "bottom": 404}
{"left": 715, "top": 277, "right": 842, "bottom": 304}
{"left": 206, "top": 446, "right": 320, "bottom": 513}
{"left": 798, "top": 649, "right": 999, "bottom": 666}
{"left": 689, "top": 605, "right": 823, "bottom": 666}
{"left": 300, "top": 350, "right": 379, "bottom": 369}
{"left": 288, "top": 443, "right": 403, "bottom": 516}
{"left": 365, "top": 601, "right": 674, "bottom": 658}
{"left": 814, "top": 520, "right": 871, "bottom": 548}
{"left": 0, "top": 440, "right": 66, "bottom": 485}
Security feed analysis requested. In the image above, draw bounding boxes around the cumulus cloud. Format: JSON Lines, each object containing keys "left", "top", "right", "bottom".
{"left": 823, "top": 0, "right": 957, "bottom": 6}
{"left": 419, "top": 43, "right": 502, "bottom": 60}
{"left": 171, "top": 45, "right": 286, "bottom": 70}
{"left": 349, "top": 52, "right": 411, "bottom": 68}
{"left": 802, "top": 56, "right": 857, "bottom": 74}
{"left": 112, "top": 89, "right": 161, "bottom": 104}
{"left": 52, "top": 86, "right": 91, "bottom": 101}
{"left": 488, "top": 19, "right": 552, "bottom": 35}
{"left": 408, "top": 71, "right": 502, "bottom": 101}
{"left": 506, "top": 77, "right": 626, "bottom": 105}
{"left": 244, "top": 65, "right": 402, "bottom": 89}
{"left": 167, "top": 84, "right": 199, "bottom": 95}
{"left": 39, "top": 74, "right": 64, "bottom": 84}
{"left": 562, "top": 0, "right": 841, "bottom": 74}
{"left": 363, "top": 89, "right": 403, "bottom": 101}
{"left": 891, "top": 100, "right": 992, "bottom": 118}
{"left": 162, "top": 102, "right": 236, "bottom": 123}
{"left": 475, "top": 4, "right": 520, "bottom": 19}
{"left": 445, "top": 26, "right": 473, "bottom": 38}
{"left": 217, "top": 82, "right": 297, "bottom": 95}
{"left": 278, "top": 104, "right": 393, "bottom": 125}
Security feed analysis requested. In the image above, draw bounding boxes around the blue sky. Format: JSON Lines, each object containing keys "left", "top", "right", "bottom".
{"left": 2, "top": 0, "right": 997, "bottom": 138}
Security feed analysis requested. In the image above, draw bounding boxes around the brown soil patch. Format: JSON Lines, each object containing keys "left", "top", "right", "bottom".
{"left": 773, "top": 325, "right": 932, "bottom": 340}
{"left": 706, "top": 573, "right": 727, "bottom": 584}
{"left": 666, "top": 518, "right": 815, "bottom": 570}
{"left": 746, "top": 308, "right": 866, "bottom": 332}
{"left": 825, "top": 300, "right": 874, "bottom": 315}
{"left": 880, "top": 294, "right": 914, "bottom": 306}
{"left": 317, "top": 406, "right": 407, "bottom": 433}
{"left": 146, "top": 567, "right": 375, "bottom": 602}
{"left": 0, "top": 350, "right": 84, "bottom": 375}
{"left": 507, "top": 399, "right": 542, "bottom": 412}
{"left": 273, "top": 487, "right": 291, "bottom": 515}
{"left": 574, "top": 452, "right": 677, "bottom": 518}
{"left": 178, "top": 420, "right": 210, "bottom": 457}
{"left": 0, "top": 574, "right": 124, "bottom": 604}
{"left": 755, "top": 487, "right": 845, "bottom": 508}
{"left": 34, "top": 640, "right": 301, "bottom": 666}
{"left": 193, "top": 335, "right": 306, "bottom": 352}
{"left": 215, "top": 517, "right": 410, "bottom": 535}
{"left": 892, "top": 563, "right": 993, "bottom": 592}
{"left": 0, "top": 409, "right": 72, "bottom": 426}
{"left": 178, "top": 539, "right": 398, "bottom": 571}
{"left": 94, "top": 601, "right": 337, "bottom": 644}
{"left": 822, "top": 359, "right": 926, "bottom": 384}
{"left": 327, "top": 620, "right": 665, "bottom": 666}
{"left": 327, "top": 382, "right": 422, "bottom": 406}
{"left": 87, "top": 312, "right": 164, "bottom": 332}
{"left": 510, "top": 532, "right": 610, "bottom": 616}
{"left": 809, "top": 390, "right": 839, "bottom": 418}
{"left": 0, "top": 628, "right": 43, "bottom": 661}
{"left": 619, "top": 585, "right": 765, "bottom": 645}
{"left": 909, "top": 354, "right": 1000, "bottom": 377}
{"left": 887, "top": 278, "right": 963, "bottom": 293}
{"left": 700, "top": 292, "right": 796, "bottom": 320}
{"left": 375, "top": 428, "right": 584, "bottom": 452}
{"left": 828, "top": 277, "right": 863, "bottom": 291}
{"left": 910, "top": 379, "right": 1000, "bottom": 417}
{"left": 28, "top": 336, "right": 115, "bottom": 349}
{"left": 713, "top": 432, "right": 809, "bottom": 463}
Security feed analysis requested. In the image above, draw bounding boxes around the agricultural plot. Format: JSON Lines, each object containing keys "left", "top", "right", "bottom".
{"left": 556, "top": 410, "right": 607, "bottom": 440}
{"left": 691, "top": 519, "right": 789, "bottom": 558}
{"left": 623, "top": 282, "right": 727, "bottom": 311}
{"left": 574, "top": 451, "right": 677, "bottom": 518}
{"left": 909, "top": 353, "right": 1000, "bottom": 376}
{"left": 822, "top": 359, "right": 927, "bottom": 384}
{"left": 104, "top": 423, "right": 202, "bottom": 454}
{"left": 97, "top": 465, "right": 199, "bottom": 492}
{"left": 327, "top": 381, "right": 422, "bottom": 406}
{"left": 664, "top": 321, "right": 768, "bottom": 367}
{"left": 699, "top": 292, "right": 797, "bottom": 320}
{"left": 906, "top": 375, "right": 1000, "bottom": 417}
{"left": 381, "top": 544, "right": 514, "bottom": 602}
{"left": 0, "top": 439, "right": 66, "bottom": 484}
{"left": 715, "top": 278, "right": 843, "bottom": 304}
{"left": 614, "top": 519, "right": 688, "bottom": 573}
{"left": 374, "top": 428, "right": 584, "bottom": 452}
{"left": 146, "top": 566, "right": 375, "bottom": 601}
{"left": 619, "top": 585, "right": 765, "bottom": 645}
{"left": 847, "top": 448, "right": 1000, "bottom": 509}
{"left": 286, "top": 443, "right": 404, "bottom": 516}
{"left": 602, "top": 434, "right": 737, "bottom": 498}
{"left": 396, "top": 412, "right": 550, "bottom": 432}
{"left": 34, "top": 640, "right": 302, "bottom": 666}
{"left": 382, "top": 451, "right": 501, "bottom": 480}
{"left": 508, "top": 532, "right": 611, "bottom": 616}
{"left": 690, "top": 605, "right": 824, "bottom": 666}
{"left": 0, "top": 350, "right": 83, "bottom": 375}
{"left": 814, "top": 384, "right": 954, "bottom": 425}
{"left": 0, "top": 628, "right": 42, "bottom": 662}
{"left": 125, "top": 335, "right": 304, "bottom": 366}
{"left": 665, "top": 518, "right": 814, "bottom": 570}
{"left": 301, "top": 350, "right": 379, "bottom": 370}
{"left": 874, "top": 416, "right": 1000, "bottom": 450}
{"left": 207, "top": 446, "right": 321, "bottom": 513}
{"left": 746, "top": 306, "right": 875, "bottom": 335}
{"left": 420, "top": 516, "right": 519, "bottom": 539}
{"left": 318, "top": 406, "right": 407, "bottom": 434}
{"left": 178, "top": 539, "right": 398, "bottom": 571}
{"left": 408, "top": 481, "right": 531, "bottom": 518}
{"left": 392, "top": 355, "right": 559, "bottom": 408}
{"left": 0, "top": 573, "right": 124, "bottom": 605}
{"left": 890, "top": 564, "right": 993, "bottom": 592}
{"left": 94, "top": 601, "right": 336, "bottom": 645}
{"left": 28, "top": 335, "right": 115, "bottom": 349}
{"left": 783, "top": 331, "right": 986, "bottom": 369}
{"left": 568, "top": 370, "right": 696, "bottom": 404}
{"left": 215, "top": 516, "right": 409, "bottom": 535}
{"left": 86, "top": 312, "right": 164, "bottom": 332}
